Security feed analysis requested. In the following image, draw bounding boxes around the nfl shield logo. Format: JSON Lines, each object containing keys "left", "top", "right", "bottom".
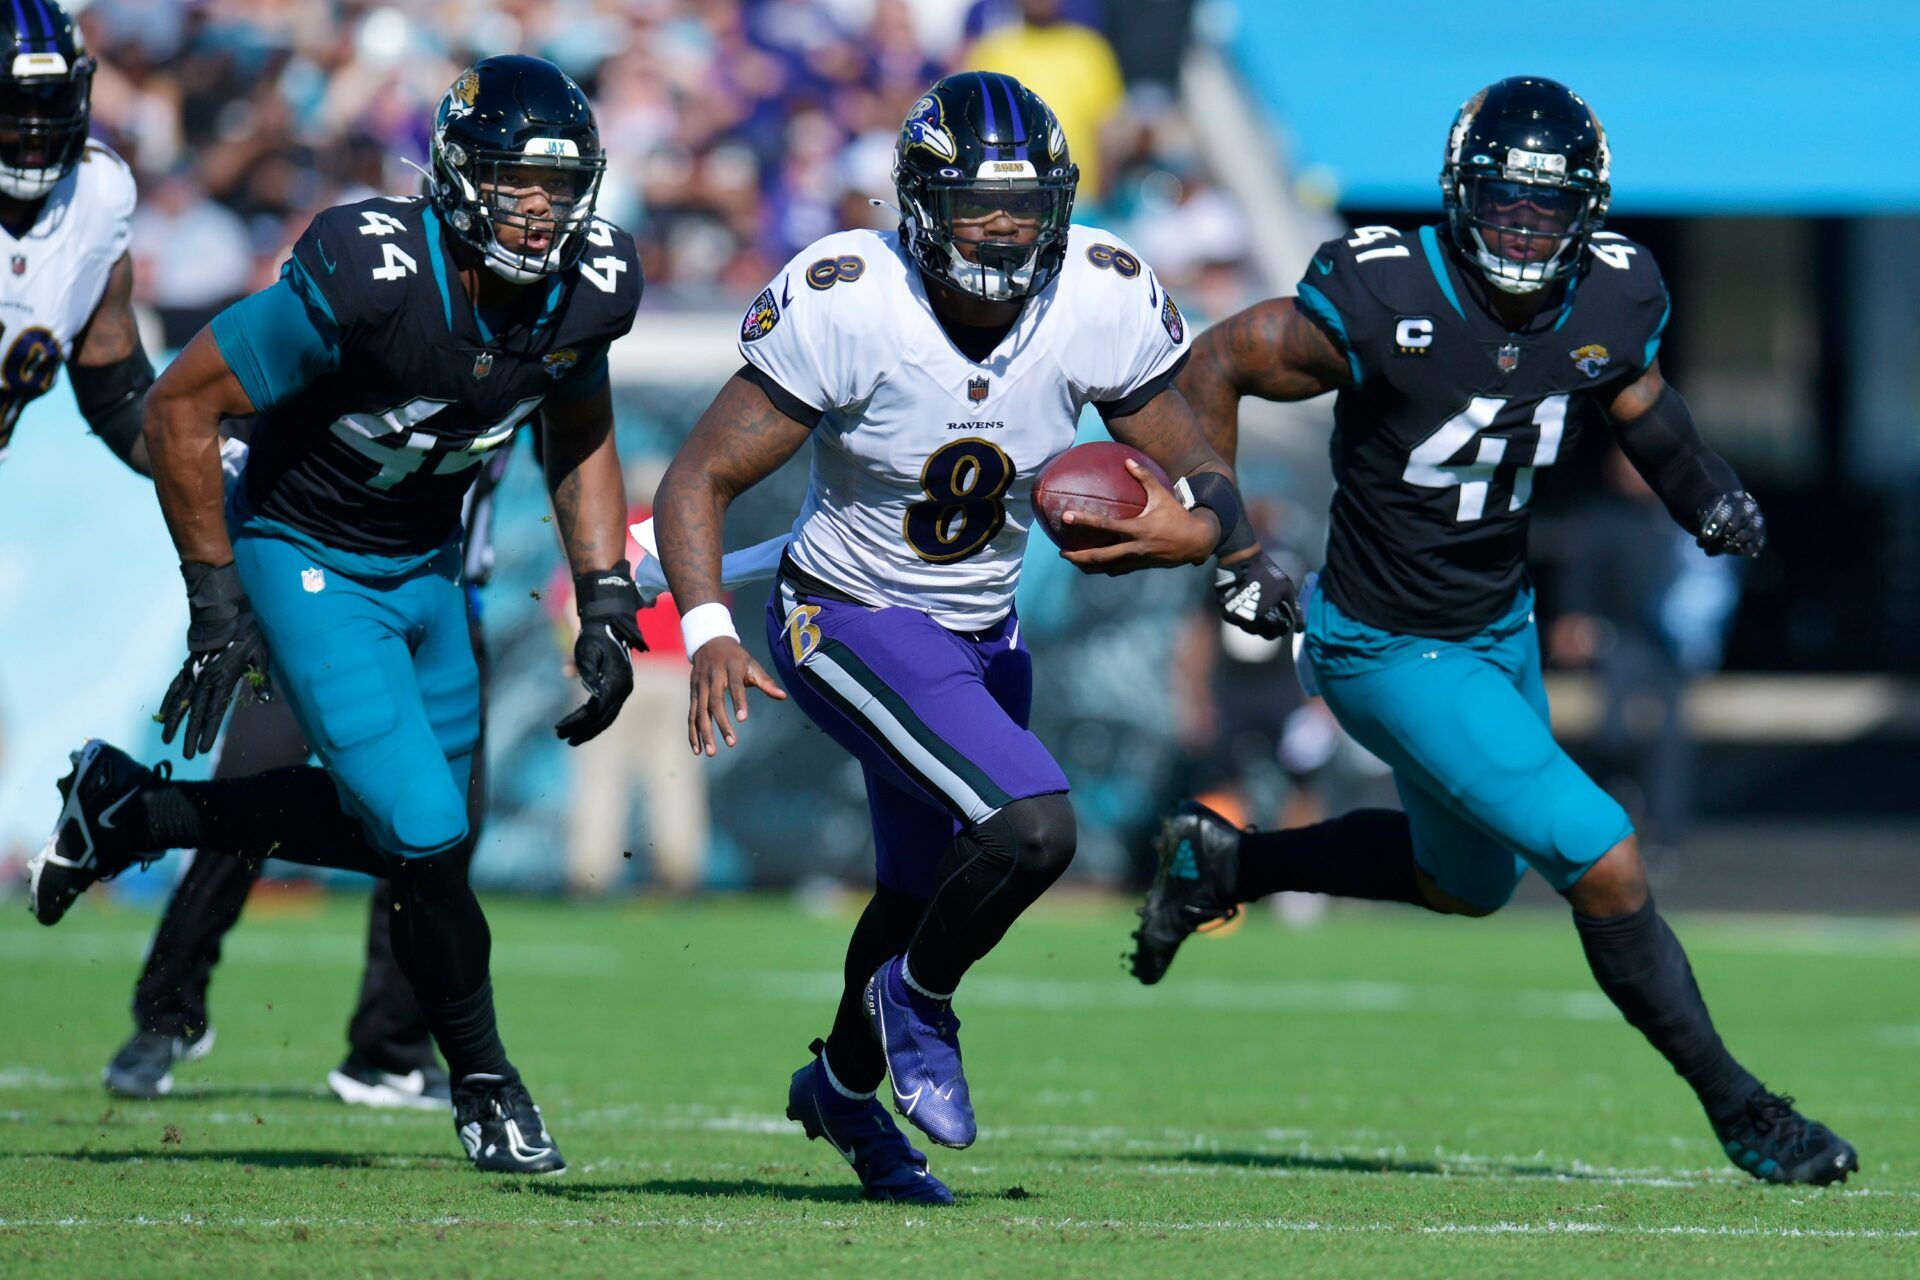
{"left": 473, "top": 351, "right": 494, "bottom": 379}
{"left": 1497, "top": 343, "right": 1521, "bottom": 374}
{"left": 10, "top": 255, "right": 23, "bottom": 276}
{"left": 301, "top": 567, "right": 326, "bottom": 594}
{"left": 967, "top": 376, "right": 989, "bottom": 404}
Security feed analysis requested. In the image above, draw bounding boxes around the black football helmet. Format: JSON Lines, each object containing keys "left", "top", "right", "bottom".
{"left": 894, "top": 72, "right": 1078, "bottom": 302}
{"left": 0, "top": 0, "right": 94, "bottom": 201}
{"left": 428, "top": 55, "right": 606, "bottom": 284}
{"left": 1441, "top": 76, "right": 1610, "bottom": 295}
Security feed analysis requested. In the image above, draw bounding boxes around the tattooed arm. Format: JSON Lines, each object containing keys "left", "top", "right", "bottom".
{"left": 1175, "top": 298, "right": 1352, "bottom": 466}
{"left": 541, "top": 382, "right": 629, "bottom": 573}
{"left": 656, "top": 372, "right": 812, "bottom": 755}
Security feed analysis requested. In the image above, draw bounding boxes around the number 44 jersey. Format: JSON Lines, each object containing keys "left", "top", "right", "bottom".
{"left": 740, "top": 225, "right": 1190, "bottom": 631}
{"left": 240, "top": 195, "right": 641, "bottom": 560}
{"left": 1299, "top": 223, "right": 1669, "bottom": 639}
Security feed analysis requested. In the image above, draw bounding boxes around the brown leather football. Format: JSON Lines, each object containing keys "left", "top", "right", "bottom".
{"left": 1032, "top": 441, "right": 1172, "bottom": 551}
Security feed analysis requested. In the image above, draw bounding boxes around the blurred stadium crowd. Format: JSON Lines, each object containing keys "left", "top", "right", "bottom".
{"left": 81, "top": 0, "right": 1261, "bottom": 347}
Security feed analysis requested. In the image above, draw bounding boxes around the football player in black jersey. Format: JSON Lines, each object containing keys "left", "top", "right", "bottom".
{"left": 1128, "top": 77, "right": 1856, "bottom": 1186}
{"left": 29, "top": 56, "right": 647, "bottom": 1174}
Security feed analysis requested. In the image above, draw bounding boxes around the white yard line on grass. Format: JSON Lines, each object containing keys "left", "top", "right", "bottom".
{"left": 0, "top": 1214, "right": 1914, "bottom": 1240}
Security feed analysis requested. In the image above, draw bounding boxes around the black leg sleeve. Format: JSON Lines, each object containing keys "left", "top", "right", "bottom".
{"left": 1574, "top": 898, "right": 1761, "bottom": 1123}
{"left": 905, "top": 792, "right": 1077, "bottom": 997}
{"left": 146, "top": 767, "right": 390, "bottom": 877}
{"left": 386, "top": 847, "right": 512, "bottom": 1082}
{"left": 1234, "top": 809, "right": 1427, "bottom": 906}
{"left": 344, "top": 879, "right": 438, "bottom": 1073}
{"left": 131, "top": 694, "right": 313, "bottom": 1038}
{"left": 821, "top": 884, "right": 927, "bottom": 1094}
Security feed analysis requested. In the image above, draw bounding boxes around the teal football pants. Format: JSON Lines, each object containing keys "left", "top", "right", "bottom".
{"left": 231, "top": 529, "right": 477, "bottom": 860}
{"left": 1302, "top": 584, "right": 1633, "bottom": 910}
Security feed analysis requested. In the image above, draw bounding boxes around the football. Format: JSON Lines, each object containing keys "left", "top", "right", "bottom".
{"left": 1032, "top": 441, "right": 1172, "bottom": 551}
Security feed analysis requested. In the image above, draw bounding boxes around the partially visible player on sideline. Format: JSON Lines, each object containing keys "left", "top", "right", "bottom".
{"left": 0, "top": 0, "right": 461, "bottom": 1108}
{"left": 655, "top": 72, "right": 1299, "bottom": 1202}
{"left": 1128, "top": 76, "right": 1856, "bottom": 1186}
{"left": 29, "top": 56, "right": 645, "bottom": 1175}
{"left": 0, "top": 2, "right": 149, "bottom": 472}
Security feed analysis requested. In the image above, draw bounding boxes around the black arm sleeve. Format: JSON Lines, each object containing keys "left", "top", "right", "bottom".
{"left": 737, "top": 362, "right": 821, "bottom": 429}
{"left": 70, "top": 346, "right": 156, "bottom": 473}
{"left": 1095, "top": 349, "right": 1191, "bottom": 422}
{"left": 1611, "top": 382, "right": 1741, "bottom": 534}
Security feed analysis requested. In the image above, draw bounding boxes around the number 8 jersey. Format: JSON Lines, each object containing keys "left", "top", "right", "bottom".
{"left": 1298, "top": 223, "right": 1669, "bottom": 638}
{"left": 739, "top": 225, "right": 1190, "bottom": 631}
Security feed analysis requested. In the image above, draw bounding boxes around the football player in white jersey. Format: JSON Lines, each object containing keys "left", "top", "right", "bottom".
{"left": 655, "top": 72, "right": 1301, "bottom": 1202}
{"left": 0, "top": 1, "right": 151, "bottom": 471}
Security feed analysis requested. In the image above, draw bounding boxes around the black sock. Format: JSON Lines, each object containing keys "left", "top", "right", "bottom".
{"left": 1235, "top": 809, "right": 1425, "bottom": 906}
{"left": 905, "top": 793, "right": 1076, "bottom": 997}
{"left": 386, "top": 849, "right": 513, "bottom": 1081}
{"left": 1574, "top": 898, "right": 1760, "bottom": 1123}
{"left": 145, "top": 767, "right": 388, "bottom": 876}
{"left": 822, "top": 885, "right": 926, "bottom": 1094}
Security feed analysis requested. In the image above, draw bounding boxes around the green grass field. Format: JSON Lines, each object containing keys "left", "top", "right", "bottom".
{"left": 2, "top": 893, "right": 1915, "bottom": 1278}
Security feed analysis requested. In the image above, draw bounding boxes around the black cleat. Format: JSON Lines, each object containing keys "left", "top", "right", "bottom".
{"left": 29, "top": 740, "right": 171, "bottom": 926}
{"left": 1714, "top": 1089, "right": 1859, "bottom": 1186}
{"left": 453, "top": 1074, "right": 566, "bottom": 1174}
{"left": 1128, "top": 800, "right": 1244, "bottom": 985}
{"left": 328, "top": 1052, "right": 452, "bottom": 1112}
{"left": 102, "top": 1028, "right": 215, "bottom": 1099}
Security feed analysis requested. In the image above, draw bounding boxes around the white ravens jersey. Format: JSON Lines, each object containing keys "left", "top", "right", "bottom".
{"left": 739, "top": 225, "right": 1190, "bottom": 630}
{"left": 0, "top": 140, "right": 134, "bottom": 446}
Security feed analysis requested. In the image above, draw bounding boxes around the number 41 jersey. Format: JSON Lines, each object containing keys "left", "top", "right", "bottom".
{"left": 739, "top": 225, "right": 1190, "bottom": 631}
{"left": 1299, "top": 224, "right": 1669, "bottom": 639}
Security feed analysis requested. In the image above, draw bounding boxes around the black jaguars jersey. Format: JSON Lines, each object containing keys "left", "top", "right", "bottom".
{"left": 1297, "top": 224, "right": 1668, "bottom": 638}
{"left": 242, "top": 195, "right": 642, "bottom": 558}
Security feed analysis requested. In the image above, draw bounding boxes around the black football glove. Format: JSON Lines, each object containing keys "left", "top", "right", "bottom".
{"left": 1213, "top": 552, "right": 1302, "bottom": 640}
{"left": 159, "top": 561, "right": 272, "bottom": 759}
{"left": 555, "top": 561, "right": 647, "bottom": 746}
{"left": 1695, "top": 490, "right": 1766, "bottom": 558}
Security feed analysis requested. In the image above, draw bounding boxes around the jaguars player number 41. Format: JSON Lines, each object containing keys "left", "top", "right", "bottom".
{"left": 1128, "top": 76, "right": 1855, "bottom": 1188}
{"left": 32, "top": 55, "right": 646, "bottom": 1176}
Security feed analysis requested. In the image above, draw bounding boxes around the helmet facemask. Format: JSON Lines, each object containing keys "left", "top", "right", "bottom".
{"left": 1447, "top": 169, "right": 1601, "bottom": 294}
{"left": 434, "top": 137, "right": 606, "bottom": 284}
{"left": 0, "top": 57, "right": 94, "bottom": 201}
{"left": 900, "top": 165, "right": 1075, "bottom": 302}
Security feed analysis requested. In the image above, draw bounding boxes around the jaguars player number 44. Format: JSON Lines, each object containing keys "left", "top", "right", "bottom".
{"left": 31, "top": 56, "right": 646, "bottom": 1175}
{"left": 0, "top": 2, "right": 154, "bottom": 473}
{"left": 1129, "top": 76, "right": 1856, "bottom": 1187}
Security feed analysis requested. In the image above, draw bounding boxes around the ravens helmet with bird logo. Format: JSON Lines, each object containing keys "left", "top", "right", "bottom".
{"left": 893, "top": 72, "right": 1078, "bottom": 302}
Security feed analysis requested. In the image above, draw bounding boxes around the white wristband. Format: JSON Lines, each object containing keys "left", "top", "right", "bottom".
{"left": 680, "top": 601, "right": 739, "bottom": 656}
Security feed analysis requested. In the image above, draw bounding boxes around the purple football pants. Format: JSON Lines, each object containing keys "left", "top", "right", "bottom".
{"left": 766, "top": 574, "right": 1070, "bottom": 899}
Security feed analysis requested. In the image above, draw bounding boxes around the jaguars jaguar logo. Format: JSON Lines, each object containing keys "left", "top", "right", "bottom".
{"left": 1160, "top": 291, "right": 1186, "bottom": 345}
{"left": 445, "top": 69, "right": 480, "bottom": 120}
{"left": 904, "top": 95, "right": 957, "bottom": 163}
{"left": 541, "top": 348, "right": 579, "bottom": 380}
{"left": 740, "top": 287, "right": 781, "bottom": 343}
{"left": 1569, "top": 343, "right": 1611, "bottom": 378}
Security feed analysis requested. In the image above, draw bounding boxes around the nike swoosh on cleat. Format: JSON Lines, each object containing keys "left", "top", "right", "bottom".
{"left": 97, "top": 790, "right": 136, "bottom": 831}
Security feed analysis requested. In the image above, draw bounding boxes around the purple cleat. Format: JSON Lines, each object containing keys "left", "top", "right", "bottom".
{"left": 864, "top": 955, "right": 975, "bottom": 1149}
{"left": 786, "top": 1043, "right": 954, "bottom": 1204}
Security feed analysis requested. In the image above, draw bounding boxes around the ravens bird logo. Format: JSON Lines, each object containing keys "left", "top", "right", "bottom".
{"left": 904, "top": 95, "right": 957, "bottom": 163}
